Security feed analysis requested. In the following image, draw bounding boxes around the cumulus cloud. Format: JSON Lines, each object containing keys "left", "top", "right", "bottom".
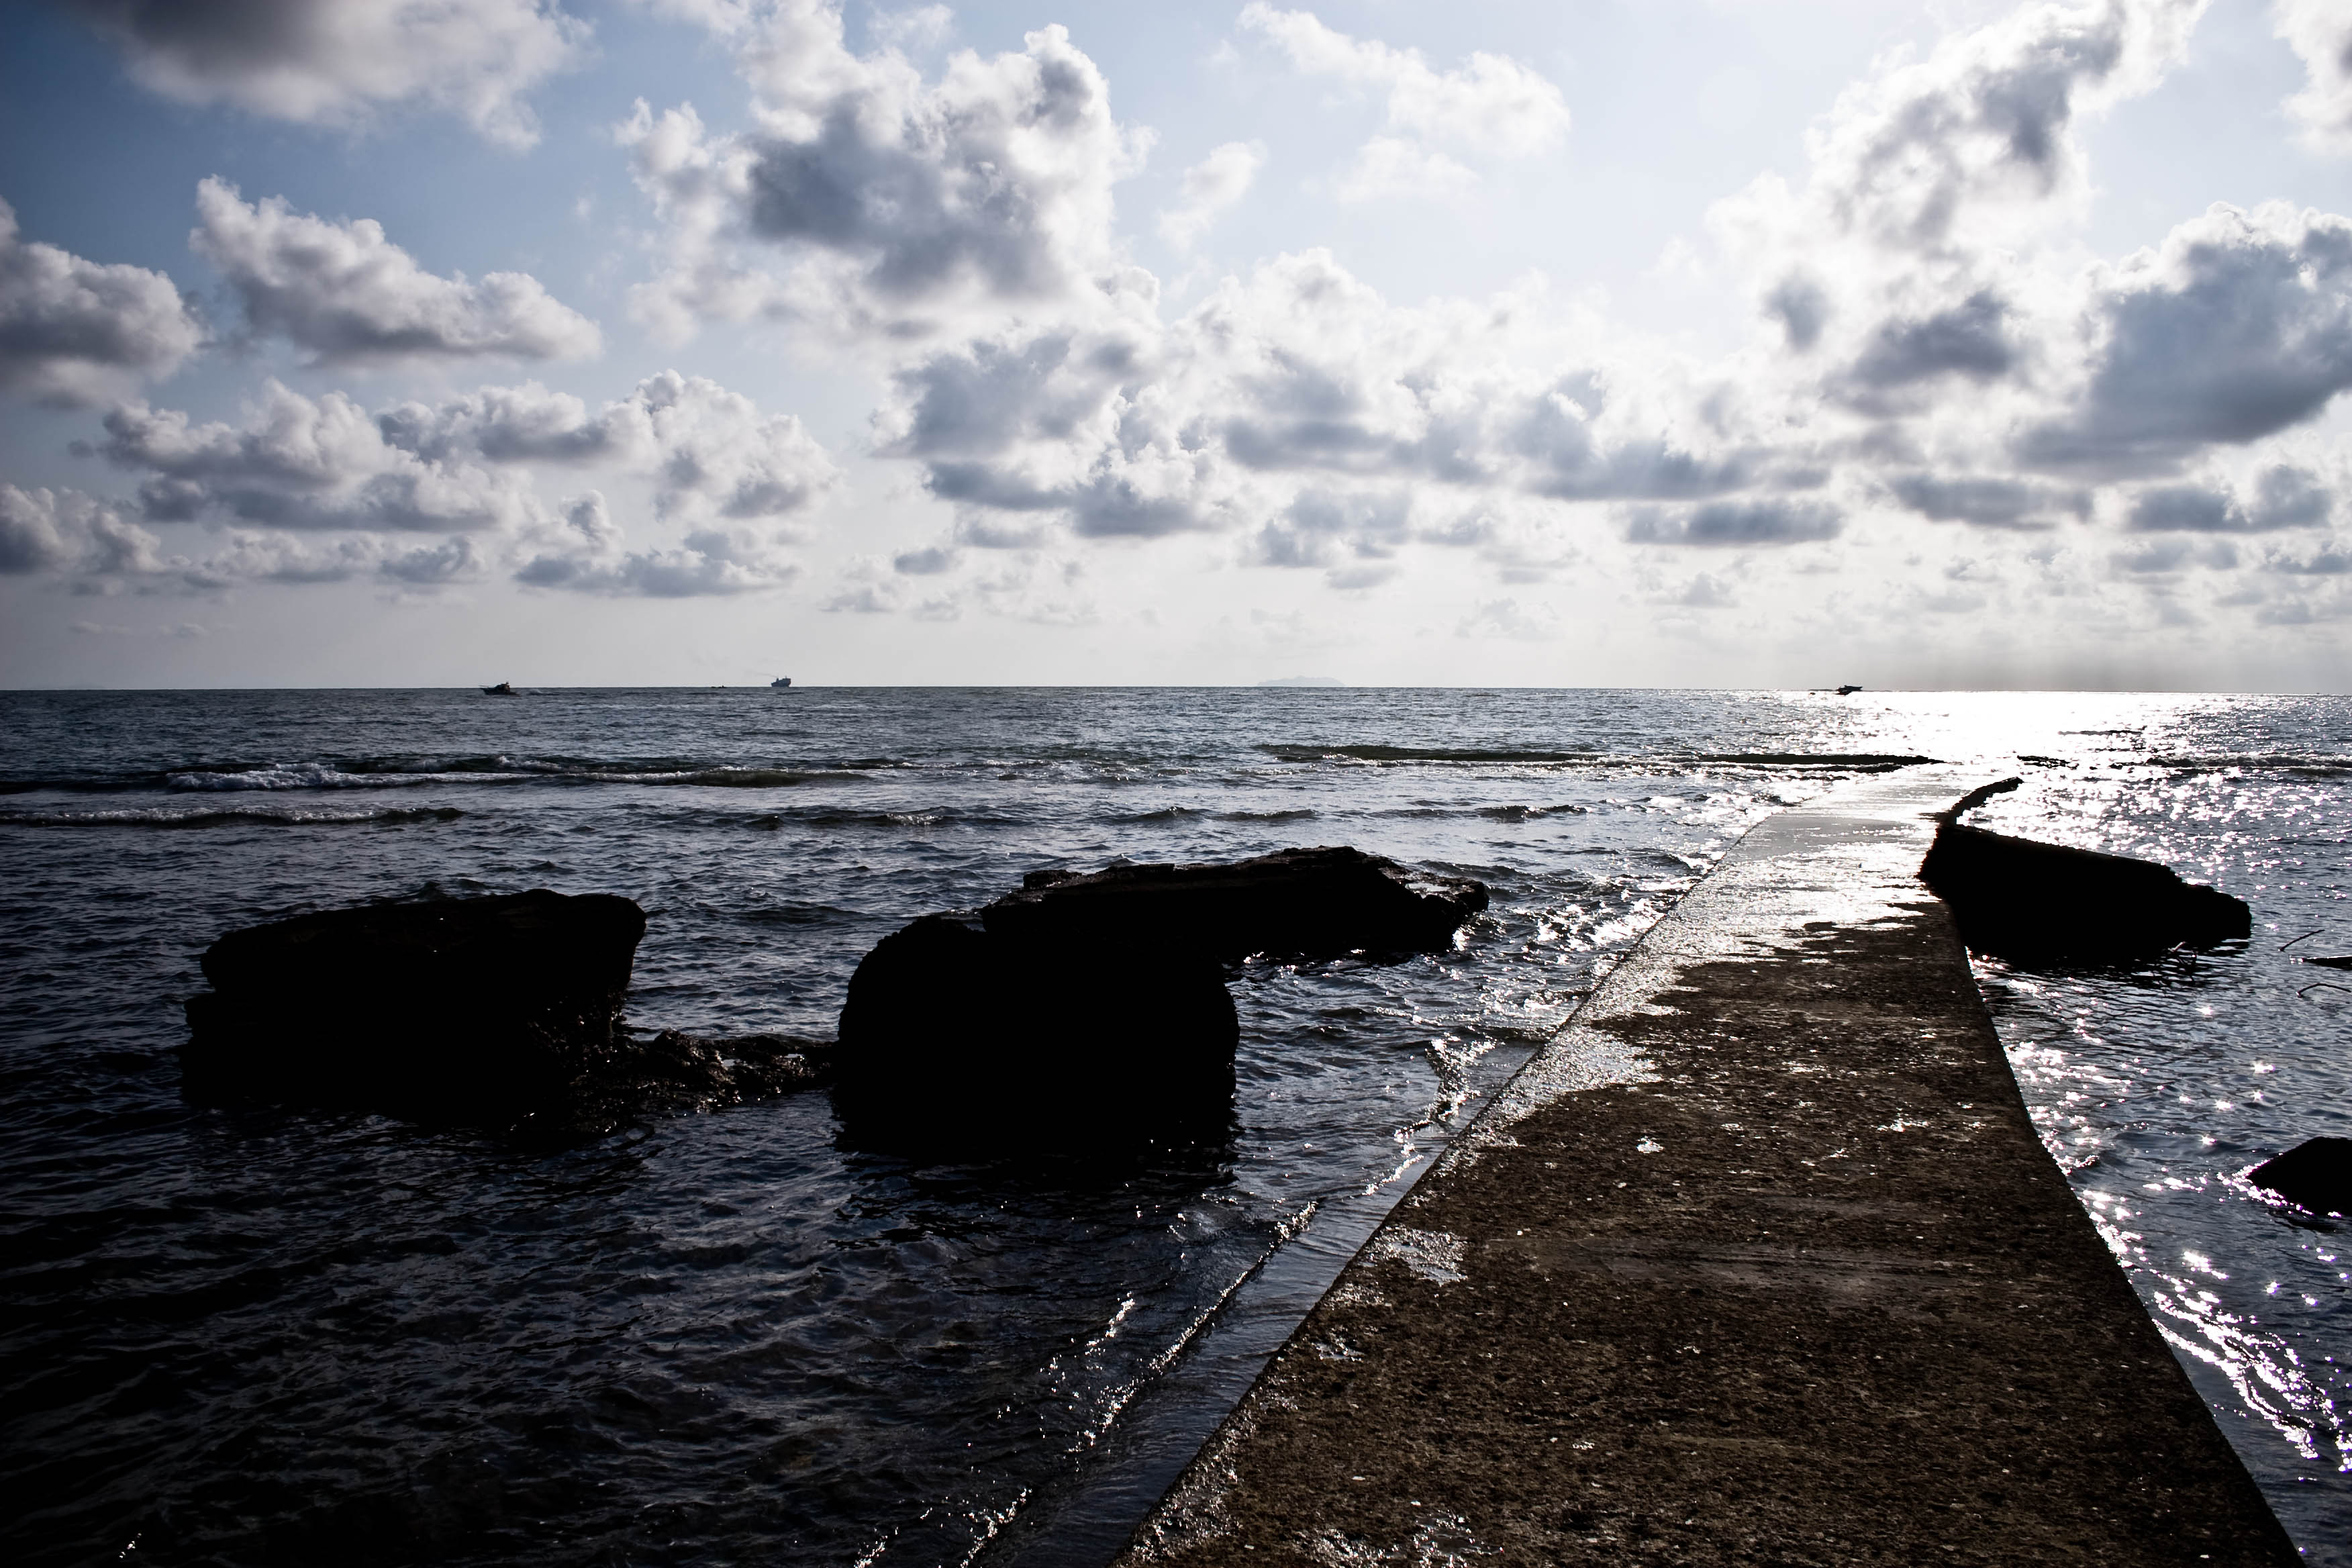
{"left": 1784, "top": 0, "right": 2204, "bottom": 258}
{"left": 1625, "top": 498, "right": 1844, "bottom": 547}
{"left": 62, "top": 371, "right": 834, "bottom": 596}
{"left": 1885, "top": 472, "right": 2086, "bottom": 528}
{"left": 192, "top": 179, "right": 600, "bottom": 364}
{"left": 376, "top": 369, "right": 837, "bottom": 522}
{"left": 0, "top": 198, "right": 202, "bottom": 405}
{"left": 1239, "top": 4, "right": 1567, "bottom": 199}
{"left": 1717, "top": 0, "right": 2208, "bottom": 423}
{"left": 1456, "top": 597, "right": 1560, "bottom": 640}
{"left": 0, "top": 480, "right": 460, "bottom": 593}
{"left": 621, "top": 2, "right": 1148, "bottom": 341}
{"left": 513, "top": 491, "right": 801, "bottom": 596}
{"left": 2275, "top": 0, "right": 2352, "bottom": 154}
{"left": 97, "top": 383, "right": 545, "bottom": 534}
{"left": 64, "top": 0, "right": 588, "bottom": 147}
{"left": 379, "top": 370, "right": 838, "bottom": 522}
{"left": 1839, "top": 289, "right": 2016, "bottom": 405}
{"left": 869, "top": 246, "right": 1803, "bottom": 583}
{"left": 1334, "top": 137, "right": 1478, "bottom": 203}
{"left": 2022, "top": 203, "right": 2352, "bottom": 474}
{"left": 0, "top": 484, "right": 167, "bottom": 576}
{"left": 1238, "top": 5, "right": 1569, "bottom": 156}
{"left": 1251, "top": 488, "right": 1412, "bottom": 587}
{"left": 2125, "top": 466, "right": 2334, "bottom": 532}
{"left": 1159, "top": 141, "right": 1264, "bottom": 248}
{"left": 825, "top": 0, "right": 2352, "bottom": 642}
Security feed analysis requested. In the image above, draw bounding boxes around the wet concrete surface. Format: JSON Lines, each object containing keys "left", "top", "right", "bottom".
{"left": 1116, "top": 772, "right": 2299, "bottom": 1566}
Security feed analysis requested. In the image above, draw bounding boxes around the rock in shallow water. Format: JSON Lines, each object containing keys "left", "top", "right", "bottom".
{"left": 983, "top": 844, "right": 1488, "bottom": 963}
{"left": 834, "top": 914, "right": 1240, "bottom": 1156}
{"left": 183, "top": 889, "right": 658, "bottom": 1125}
{"left": 1920, "top": 822, "right": 2249, "bottom": 964}
{"left": 833, "top": 846, "right": 1487, "bottom": 1157}
{"left": 2248, "top": 1137, "right": 2352, "bottom": 1217}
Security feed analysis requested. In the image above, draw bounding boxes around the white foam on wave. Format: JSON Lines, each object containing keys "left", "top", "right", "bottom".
{"left": 168, "top": 764, "right": 520, "bottom": 791}
{"left": 1, "top": 804, "right": 462, "bottom": 828}
{"left": 164, "top": 761, "right": 839, "bottom": 791}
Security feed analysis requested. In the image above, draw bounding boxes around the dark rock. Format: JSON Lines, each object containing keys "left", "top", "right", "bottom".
{"left": 981, "top": 844, "right": 1489, "bottom": 963}
{"left": 2247, "top": 1137, "right": 2352, "bottom": 1216}
{"left": 1919, "top": 821, "right": 2249, "bottom": 963}
{"left": 183, "top": 889, "right": 648, "bottom": 1124}
{"left": 832, "top": 848, "right": 1488, "bottom": 1157}
{"left": 834, "top": 915, "right": 1239, "bottom": 1156}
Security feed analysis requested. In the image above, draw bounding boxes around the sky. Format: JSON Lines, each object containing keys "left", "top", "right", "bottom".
{"left": 3, "top": 0, "right": 2351, "bottom": 690}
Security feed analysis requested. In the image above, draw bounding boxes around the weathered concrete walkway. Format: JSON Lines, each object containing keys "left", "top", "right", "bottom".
{"left": 1117, "top": 772, "right": 2298, "bottom": 1566}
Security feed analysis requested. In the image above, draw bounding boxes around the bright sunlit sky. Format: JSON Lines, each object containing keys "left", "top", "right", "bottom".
{"left": 3, "top": 0, "right": 2351, "bottom": 689}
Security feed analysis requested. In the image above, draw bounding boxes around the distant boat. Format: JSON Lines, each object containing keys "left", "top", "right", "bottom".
{"left": 770, "top": 677, "right": 793, "bottom": 689}
{"left": 483, "top": 681, "right": 516, "bottom": 696}
{"left": 1835, "top": 684, "right": 1863, "bottom": 695}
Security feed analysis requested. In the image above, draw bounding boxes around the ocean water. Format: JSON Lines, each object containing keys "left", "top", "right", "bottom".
{"left": 0, "top": 686, "right": 2343, "bottom": 1565}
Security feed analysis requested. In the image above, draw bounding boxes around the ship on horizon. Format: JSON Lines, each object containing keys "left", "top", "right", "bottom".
{"left": 771, "top": 677, "right": 793, "bottom": 689}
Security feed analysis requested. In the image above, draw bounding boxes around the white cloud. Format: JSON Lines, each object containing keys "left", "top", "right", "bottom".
{"left": 869, "top": 5, "right": 954, "bottom": 54}
{"left": 872, "top": 248, "right": 1766, "bottom": 562}
{"left": 192, "top": 179, "right": 601, "bottom": 364}
{"left": 1237, "top": 5, "right": 1571, "bottom": 156}
{"left": 1159, "top": 141, "right": 1265, "bottom": 248}
{"left": 1625, "top": 498, "right": 1845, "bottom": 547}
{"left": 1456, "top": 597, "right": 1561, "bottom": 640}
{"left": 1885, "top": 472, "right": 2086, "bottom": 528}
{"left": 64, "top": 372, "right": 835, "bottom": 597}
{"left": 514, "top": 491, "right": 803, "bottom": 595}
{"left": 2124, "top": 466, "right": 2333, "bottom": 532}
{"left": 629, "top": 0, "right": 761, "bottom": 34}
{"left": 829, "top": 0, "right": 2352, "bottom": 652}
{"left": 1716, "top": 0, "right": 2211, "bottom": 407}
{"left": 0, "top": 198, "right": 202, "bottom": 406}
{"left": 2022, "top": 203, "right": 2352, "bottom": 475}
{"left": 1790, "top": 0, "right": 2206, "bottom": 258}
{"left": 0, "top": 484, "right": 166, "bottom": 576}
{"left": 2275, "top": 0, "right": 2352, "bottom": 154}
{"left": 65, "top": 0, "right": 588, "bottom": 148}
{"left": 621, "top": 1, "right": 1150, "bottom": 342}
{"left": 99, "top": 383, "right": 546, "bottom": 534}
{"left": 26, "top": 0, "right": 2349, "bottom": 658}
{"left": 377, "top": 370, "right": 838, "bottom": 522}
{"left": 1238, "top": 3, "right": 1567, "bottom": 202}
{"left": 1335, "top": 137, "right": 1477, "bottom": 203}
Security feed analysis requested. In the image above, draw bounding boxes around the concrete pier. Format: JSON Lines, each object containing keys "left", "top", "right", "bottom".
{"left": 1116, "top": 773, "right": 2298, "bottom": 1566}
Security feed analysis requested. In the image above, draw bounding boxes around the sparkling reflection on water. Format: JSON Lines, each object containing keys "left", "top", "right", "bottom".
{"left": 1963, "top": 733, "right": 2352, "bottom": 1563}
{"left": 0, "top": 687, "right": 2344, "bottom": 1564}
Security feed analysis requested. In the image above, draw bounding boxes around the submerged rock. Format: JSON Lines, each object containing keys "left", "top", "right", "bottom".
{"left": 1919, "top": 821, "right": 2249, "bottom": 963}
{"left": 834, "top": 847, "right": 1488, "bottom": 1156}
{"left": 542, "top": 1028, "right": 834, "bottom": 1142}
{"left": 983, "top": 844, "right": 1489, "bottom": 963}
{"left": 184, "top": 889, "right": 650, "bottom": 1124}
{"left": 2248, "top": 1137, "right": 2352, "bottom": 1217}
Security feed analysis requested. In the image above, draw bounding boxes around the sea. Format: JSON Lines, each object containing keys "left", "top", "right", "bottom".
{"left": 0, "top": 686, "right": 2345, "bottom": 1566}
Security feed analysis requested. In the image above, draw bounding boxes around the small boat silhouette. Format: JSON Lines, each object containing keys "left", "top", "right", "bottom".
{"left": 770, "top": 676, "right": 793, "bottom": 689}
{"left": 1835, "top": 684, "right": 1863, "bottom": 695}
{"left": 483, "top": 681, "right": 516, "bottom": 696}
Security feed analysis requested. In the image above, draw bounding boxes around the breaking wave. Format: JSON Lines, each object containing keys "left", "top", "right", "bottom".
{"left": 160, "top": 761, "right": 855, "bottom": 791}
{"left": 0, "top": 805, "right": 463, "bottom": 829}
{"left": 1259, "top": 743, "right": 1936, "bottom": 771}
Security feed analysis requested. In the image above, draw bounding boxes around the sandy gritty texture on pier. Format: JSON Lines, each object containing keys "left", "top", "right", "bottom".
{"left": 1117, "top": 771, "right": 2299, "bottom": 1567}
